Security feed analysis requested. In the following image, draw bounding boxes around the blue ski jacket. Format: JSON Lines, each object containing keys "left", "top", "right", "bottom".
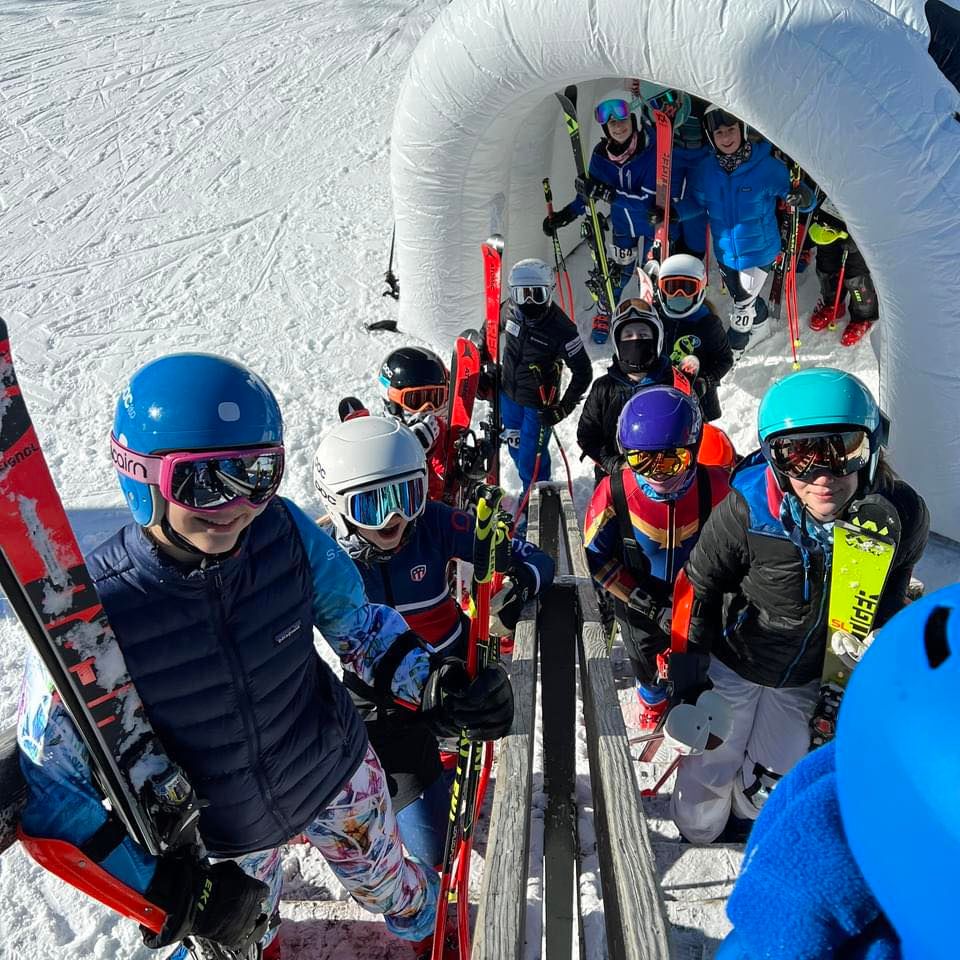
{"left": 679, "top": 140, "right": 792, "bottom": 271}
{"left": 17, "top": 497, "right": 433, "bottom": 892}
{"left": 718, "top": 741, "right": 898, "bottom": 960}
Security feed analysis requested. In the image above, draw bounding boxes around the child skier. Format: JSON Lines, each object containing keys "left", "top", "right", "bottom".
{"left": 576, "top": 298, "right": 690, "bottom": 485}
{"left": 672, "top": 368, "right": 928, "bottom": 844}
{"left": 542, "top": 88, "right": 666, "bottom": 340}
{"left": 313, "top": 415, "right": 552, "bottom": 867}
{"left": 678, "top": 106, "right": 814, "bottom": 358}
{"left": 806, "top": 195, "right": 879, "bottom": 347}
{"left": 652, "top": 253, "right": 734, "bottom": 423}
{"left": 719, "top": 586, "right": 958, "bottom": 959}
{"left": 500, "top": 258, "right": 592, "bottom": 515}
{"left": 17, "top": 354, "right": 512, "bottom": 959}
{"left": 583, "top": 386, "right": 730, "bottom": 729}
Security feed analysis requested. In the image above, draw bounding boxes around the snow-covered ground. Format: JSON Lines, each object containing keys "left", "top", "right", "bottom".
{"left": 1, "top": 1, "right": 957, "bottom": 958}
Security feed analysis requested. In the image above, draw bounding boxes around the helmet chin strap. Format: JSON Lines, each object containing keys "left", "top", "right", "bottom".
{"left": 155, "top": 507, "right": 244, "bottom": 563}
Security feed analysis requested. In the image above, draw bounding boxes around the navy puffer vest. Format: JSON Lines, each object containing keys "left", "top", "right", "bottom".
{"left": 87, "top": 499, "right": 368, "bottom": 856}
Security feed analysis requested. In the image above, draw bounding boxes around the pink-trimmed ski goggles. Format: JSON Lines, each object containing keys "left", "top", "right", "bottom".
{"left": 111, "top": 436, "right": 285, "bottom": 513}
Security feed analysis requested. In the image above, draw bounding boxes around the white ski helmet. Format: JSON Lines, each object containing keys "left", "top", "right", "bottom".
{"left": 657, "top": 254, "right": 707, "bottom": 320}
{"left": 508, "top": 258, "right": 554, "bottom": 322}
{"left": 313, "top": 416, "right": 427, "bottom": 538}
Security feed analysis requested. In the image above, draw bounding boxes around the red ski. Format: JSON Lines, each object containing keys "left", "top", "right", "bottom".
{"left": 481, "top": 236, "right": 504, "bottom": 486}
{"left": 441, "top": 335, "right": 482, "bottom": 506}
{"left": 648, "top": 108, "right": 673, "bottom": 265}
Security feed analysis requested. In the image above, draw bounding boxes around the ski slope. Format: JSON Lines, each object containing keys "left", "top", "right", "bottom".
{"left": 0, "top": 1, "right": 956, "bottom": 957}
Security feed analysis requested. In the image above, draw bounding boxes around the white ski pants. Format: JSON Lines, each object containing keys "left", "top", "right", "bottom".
{"left": 670, "top": 657, "right": 819, "bottom": 844}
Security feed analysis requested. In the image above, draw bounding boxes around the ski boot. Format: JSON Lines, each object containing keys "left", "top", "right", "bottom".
{"left": 809, "top": 298, "right": 845, "bottom": 332}
{"left": 809, "top": 682, "right": 844, "bottom": 748}
{"left": 636, "top": 681, "right": 669, "bottom": 732}
{"left": 591, "top": 313, "right": 610, "bottom": 344}
{"left": 840, "top": 319, "right": 873, "bottom": 346}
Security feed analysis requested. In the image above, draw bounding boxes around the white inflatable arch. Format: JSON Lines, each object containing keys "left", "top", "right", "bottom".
{"left": 390, "top": 0, "right": 960, "bottom": 538}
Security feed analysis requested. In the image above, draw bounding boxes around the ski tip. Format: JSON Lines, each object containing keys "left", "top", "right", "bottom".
{"left": 484, "top": 235, "right": 505, "bottom": 252}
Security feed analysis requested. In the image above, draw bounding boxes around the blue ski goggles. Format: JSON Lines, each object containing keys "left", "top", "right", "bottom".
{"left": 345, "top": 473, "right": 427, "bottom": 529}
{"left": 595, "top": 98, "right": 631, "bottom": 124}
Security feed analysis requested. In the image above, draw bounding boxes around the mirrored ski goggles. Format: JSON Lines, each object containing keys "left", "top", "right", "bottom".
{"left": 511, "top": 284, "right": 551, "bottom": 306}
{"left": 613, "top": 298, "right": 655, "bottom": 323}
{"left": 344, "top": 473, "right": 427, "bottom": 529}
{"left": 111, "top": 437, "right": 285, "bottom": 513}
{"left": 647, "top": 89, "right": 680, "bottom": 116}
{"left": 595, "top": 98, "right": 631, "bottom": 124}
{"left": 624, "top": 447, "right": 694, "bottom": 481}
{"left": 659, "top": 274, "right": 705, "bottom": 299}
{"left": 382, "top": 382, "right": 448, "bottom": 414}
{"left": 765, "top": 430, "right": 870, "bottom": 481}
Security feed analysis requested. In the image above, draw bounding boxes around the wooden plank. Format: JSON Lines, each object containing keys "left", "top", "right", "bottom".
{"left": 577, "top": 586, "right": 671, "bottom": 960}
{"left": 559, "top": 486, "right": 591, "bottom": 581}
{"left": 473, "top": 489, "right": 546, "bottom": 960}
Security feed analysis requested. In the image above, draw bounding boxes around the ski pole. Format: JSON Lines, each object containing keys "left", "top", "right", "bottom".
{"left": 543, "top": 178, "right": 575, "bottom": 318}
{"left": 783, "top": 163, "right": 803, "bottom": 370}
{"left": 829, "top": 246, "right": 849, "bottom": 332}
{"left": 382, "top": 224, "right": 400, "bottom": 301}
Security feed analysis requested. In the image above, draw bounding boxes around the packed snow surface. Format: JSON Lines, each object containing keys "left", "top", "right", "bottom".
{"left": 0, "top": 1, "right": 956, "bottom": 958}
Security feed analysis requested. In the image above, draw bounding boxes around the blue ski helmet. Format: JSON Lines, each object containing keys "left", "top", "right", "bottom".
{"left": 112, "top": 353, "right": 283, "bottom": 525}
{"left": 617, "top": 386, "right": 703, "bottom": 454}
{"left": 836, "top": 584, "right": 960, "bottom": 959}
{"left": 758, "top": 368, "right": 888, "bottom": 491}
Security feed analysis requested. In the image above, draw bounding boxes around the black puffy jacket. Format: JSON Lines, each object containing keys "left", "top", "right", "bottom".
{"left": 684, "top": 453, "right": 929, "bottom": 688}
{"left": 576, "top": 357, "right": 690, "bottom": 480}
{"left": 657, "top": 299, "right": 733, "bottom": 422}
{"left": 501, "top": 302, "right": 592, "bottom": 414}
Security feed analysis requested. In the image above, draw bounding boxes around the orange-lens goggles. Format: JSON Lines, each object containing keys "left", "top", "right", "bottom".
{"left": 659, "top": 275, "right": 704, "bottom": 299}
{"left": 624, "top": 447, "right": 693, "bottom": 480}
{"left": 385, "top": 383, "right": 448, "bottom": 413}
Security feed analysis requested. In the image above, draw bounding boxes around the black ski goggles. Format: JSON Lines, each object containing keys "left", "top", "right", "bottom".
{"left": 704, "top": 109, "right": 742, "bottom": 135}
{"left": 764, "top": 430, "right": 870, "bottom": 481}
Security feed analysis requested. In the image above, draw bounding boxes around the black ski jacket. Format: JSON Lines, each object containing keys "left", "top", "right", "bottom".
{"left": 576, "top": 357, "right": 689, "bottom": 478}
{"left": 501, "top": 302, "right": 592, "bottom": 415}
{"left": 684, "top": 453, "right": 929, "bottom": 688}
{"left": 657, "top": 299, "right": 733, "bottom": 422}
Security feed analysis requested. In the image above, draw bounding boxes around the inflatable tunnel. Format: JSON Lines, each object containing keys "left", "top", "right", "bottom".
{"left": 390, "top": 0, "right": 960, "bottom": 538}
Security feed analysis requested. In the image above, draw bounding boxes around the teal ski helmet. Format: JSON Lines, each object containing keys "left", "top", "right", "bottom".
{"left": 757, "top": 368, "right": 889, "bottom": 491}
{"left": 836, "top": 584, "right": 960, "bottom": 959}
{"left": 112, "top": 353, "right": 283, "bottom": 525}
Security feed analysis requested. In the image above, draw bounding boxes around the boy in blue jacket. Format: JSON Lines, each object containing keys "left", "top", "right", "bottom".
{"left": 680, "top": 106, "right": 814, "bottom": 358}
{"left": 17, "top": 354, "right": 512, "bottom": 960}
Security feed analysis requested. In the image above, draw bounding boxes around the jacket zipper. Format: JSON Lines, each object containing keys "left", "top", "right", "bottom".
{"left": 665, "top": 500, "right": 676, "bottom": 582}
{"left": 779, "top": 550, "right": 830, "bottom": 686}
{"left": 206, "top": 561, "right": 294, "bottom": 837}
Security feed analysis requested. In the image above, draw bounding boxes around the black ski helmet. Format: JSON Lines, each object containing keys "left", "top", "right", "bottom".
{"left": 703, "top": 104, "right": 747, "bottom": 151}
{"left": 378, "top": 346, "right": 449, "bottom": 418}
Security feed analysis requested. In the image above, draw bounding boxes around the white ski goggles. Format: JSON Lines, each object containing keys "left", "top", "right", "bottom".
{"left": 511, "top": 285, "right": 550, "bottom": 306}
{"left": 341, "top": 472, "right": 427, "bottom": 530}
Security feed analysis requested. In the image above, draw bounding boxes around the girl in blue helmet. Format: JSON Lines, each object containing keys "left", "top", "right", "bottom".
{"left": 582, "top": 386, "right": 731, "bottom": 730}
{"left": 16, "top": 353, "right": 513, "bottom": 960}
{"left": 672, "top": 368, "right": 928, "bottom": 845}
{"left": 718, "top": 584, "right": 960, "bottom": 959}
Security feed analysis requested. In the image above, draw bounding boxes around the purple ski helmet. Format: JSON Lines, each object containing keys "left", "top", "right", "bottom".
{"left": 617, "top": 386, "right": 703, "bottom": 455}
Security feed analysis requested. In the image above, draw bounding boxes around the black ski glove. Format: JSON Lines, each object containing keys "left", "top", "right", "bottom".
{"left": 542, "top": 204, "right": 578, "bottom": 235}
{"left": 667, "top": 650, "right": 713, "bottom": 705}
{"left": 491, "top": 561, "right": 540, "bottom": 632}
{"left": 143, "top": 849, "right": 270, "bottom": 951}
{"left": 421, "top": 658, "right": 514, "bottom": 741}
{"left": 784, "top": 182, "right": 815, "bottom": 210}
{"left": 575, "top": 176, "right": 616, "bottom": 204}
{"left": 600, "top": 454, "right": 624, "bottom": 476}
{"left": 645, "top": 205, "right": 680, "bottom": 227}
{"left": 539, "top": 401, "right": 571, "bottom": 426}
